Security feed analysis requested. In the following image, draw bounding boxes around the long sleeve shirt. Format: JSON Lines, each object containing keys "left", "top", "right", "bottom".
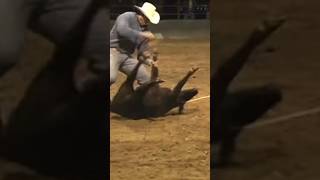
{"left": 110, "top": 12, "right": 150, "bottom": 56}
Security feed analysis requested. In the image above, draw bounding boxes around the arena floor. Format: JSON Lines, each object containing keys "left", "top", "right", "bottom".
{"left": 110, "top": 39, "right": 210, "bottom": 180}
{"left": 212, "top": 0, "right": 320, "bottom": 179}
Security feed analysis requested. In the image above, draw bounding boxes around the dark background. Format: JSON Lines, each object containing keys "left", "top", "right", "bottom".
{"left": 211, "top": 0, "right": 320, "bottom": 179}
{"left": 110, "top": 0, "right": 209, "bottom": 20}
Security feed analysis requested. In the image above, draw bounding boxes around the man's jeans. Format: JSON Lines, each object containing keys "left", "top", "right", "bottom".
{"left": 110, "top": 48, "right": 150, "bottom": 85}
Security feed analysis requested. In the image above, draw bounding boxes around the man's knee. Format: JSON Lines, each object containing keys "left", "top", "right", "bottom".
{"left": 110, "top": 76, "right": 116, "bottom": 85}
{"left": 136, "top": 67, "right": 150, "bottom": 85}
{"left": 110, "top": 70, "right": 117, "bottom": 85}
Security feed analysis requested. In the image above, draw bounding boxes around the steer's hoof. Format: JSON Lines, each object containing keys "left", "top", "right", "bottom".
{"left": 178, "top": 104, "right": 185, "bottom": 114}
{"left": 256, "top": 17, "right": 286, "bottom": 35}
{"left": 189, "top": 67, "right": 199, "bottom": 75}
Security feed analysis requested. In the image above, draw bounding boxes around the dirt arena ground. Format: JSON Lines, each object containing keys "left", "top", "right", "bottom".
{"left": 110, "top": 39, "right": 210, "bottom": 180}
{"left": 212, "top": 0, "right": 320, "bottom": 179}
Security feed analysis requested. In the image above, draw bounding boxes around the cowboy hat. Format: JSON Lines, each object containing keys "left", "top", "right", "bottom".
{"left": 134, "top": 2, "right": 160, "bottom": 24}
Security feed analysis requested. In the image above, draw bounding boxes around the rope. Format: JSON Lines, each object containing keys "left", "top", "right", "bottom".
{"left": 246, "top": 106, "right": 320, "bottom": 129}
{"left": 188, "top": 95, "right": 210, "bottom": 103}
{"left": 186, "top": 95, "right": 320, "bottom": 130}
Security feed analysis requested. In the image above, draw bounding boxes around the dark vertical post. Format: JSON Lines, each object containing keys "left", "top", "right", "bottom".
{"left": 177, "top": 0, "right": 181, "bottom": 19}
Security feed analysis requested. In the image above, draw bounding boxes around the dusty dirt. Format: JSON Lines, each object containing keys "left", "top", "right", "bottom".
{"left": 212, "top": 0, "right": 320, "bottom": 179}
{"left": 110, "top": 39, "right": 210, "bottom": 180}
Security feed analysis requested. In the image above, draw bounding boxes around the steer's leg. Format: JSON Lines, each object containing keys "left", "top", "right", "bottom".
{"left": 150, "top": 63, "right": 159, "bottom": 81}
{"left": 112, "top": 61, "right": 144, "bottom": 101}
{"left": 215, "top": 84, "right": 282, "bottom": 166}
{"left": 2, "top": 1, "right": 102, "bottom": 177}
{"left": 177, "top": 88, "right": 198, "bottom": 114}
{"left": 172, "top": 67, "right": 199, "bottom": 99}
{"left": 212, "top": 17, "right": 286, "bottom": 108}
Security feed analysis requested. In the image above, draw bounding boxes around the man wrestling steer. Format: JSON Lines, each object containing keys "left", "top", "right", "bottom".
{"left": 111, "top": 52, "right": 199, "bottom": 119}
{"left": 212, "top": 17, "right": 286, "bottom": 167}
{"left": 110, "top": 2, "right": 160, "bottom": 86}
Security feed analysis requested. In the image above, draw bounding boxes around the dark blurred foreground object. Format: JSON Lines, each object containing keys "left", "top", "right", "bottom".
{"left": 0, "top": 0, "right": 108, "bottom": 179}
{"left": 0, "top": 0, "right": 107, "bottom": 90}
{"left": 211, "top": 17, "right": 286, "bottom": 168}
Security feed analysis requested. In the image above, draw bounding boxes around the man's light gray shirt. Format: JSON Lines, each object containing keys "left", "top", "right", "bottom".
{"left": 110, "top": 12, "right": 149, "bottom": 55}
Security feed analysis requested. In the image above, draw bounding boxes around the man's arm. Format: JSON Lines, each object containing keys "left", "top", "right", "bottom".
{"left": 116, "top": 15, "right": 143, "bottom": 43}
{"left": 116, "top": 14, "right": 156, "bottom": 43}
{"left": 137, "top": 38, "right": 158, "bottom": 66}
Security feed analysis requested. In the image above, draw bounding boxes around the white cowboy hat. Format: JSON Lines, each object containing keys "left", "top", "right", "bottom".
{"left": 134, "top": 2, "right": 160, "bottom": 24}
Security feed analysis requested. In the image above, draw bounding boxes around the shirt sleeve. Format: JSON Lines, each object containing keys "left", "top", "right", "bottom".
{"left": 137, "top": 38, "right": 151, "bottom": 54}
{"left": 116, "top": 14, "right": 144, "bottom": 43}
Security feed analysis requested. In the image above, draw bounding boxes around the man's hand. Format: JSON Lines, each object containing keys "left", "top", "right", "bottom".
{"left": 140, "top": 31, "right": 156, "bottom": 41}
{"left": 151, "top": 60, "right": 158, "bottom": 67}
